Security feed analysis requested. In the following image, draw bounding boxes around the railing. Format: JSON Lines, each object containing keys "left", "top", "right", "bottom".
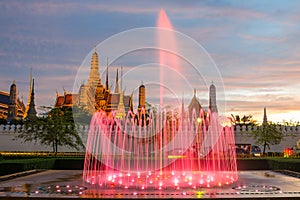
{"left": 0, "top": 124, "right": 89, "bottom": 134}
{"left": 1, "top": 124, "right": 300, "bottom": 134}
{"left": 234, "top": 125, "right": 300, "bottom": 134}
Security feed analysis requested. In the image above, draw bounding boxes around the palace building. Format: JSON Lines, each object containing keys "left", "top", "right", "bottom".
{"left": 55, "top": 50, "right": 138, "bottom": 115}
{"left": 0, "top": 69, "right": 37, "bottom": 121}
{"left": 0, "top": 82, "right": 25, "bottom": 121}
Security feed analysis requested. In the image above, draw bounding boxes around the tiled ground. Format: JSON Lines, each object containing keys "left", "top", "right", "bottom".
{"left": 0, "top": 170, "right": 300, "bottom": 199}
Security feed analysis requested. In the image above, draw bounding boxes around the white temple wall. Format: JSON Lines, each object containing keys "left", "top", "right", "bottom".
{"left": 0, "top": 124, "right": 299, "bottom": 153}
{"left": 0, "top": 124, "right": 88, "bottom": 152}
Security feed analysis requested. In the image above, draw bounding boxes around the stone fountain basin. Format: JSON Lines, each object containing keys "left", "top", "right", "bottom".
{"left": 0, "top": 170, "right": 300, "bottom": 199}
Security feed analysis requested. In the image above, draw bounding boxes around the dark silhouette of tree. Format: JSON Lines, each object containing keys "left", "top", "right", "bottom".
{"left": 16, "top": 107, "right": 84, "bottom": 153}
{"left": 251, "top": 122, "right": 283, "bottom": 154}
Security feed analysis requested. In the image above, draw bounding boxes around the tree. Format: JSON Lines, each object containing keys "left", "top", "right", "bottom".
{"left": 231, "top": 114, "right": 257, "bottom": 126}
{"left": 251, "top": 122, "right": 283, "bottom": 154}
{"left": 16, "top": 107, "right": 84, "bottom": 153}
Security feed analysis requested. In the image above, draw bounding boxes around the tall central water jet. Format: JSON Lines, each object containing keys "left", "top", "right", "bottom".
{"left": 157, "top": 9, "right": 179, "bottom": 107}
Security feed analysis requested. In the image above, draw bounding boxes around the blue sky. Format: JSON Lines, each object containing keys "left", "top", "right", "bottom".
{"left": 1, "top": 0, "right": 300, "bottom": 123}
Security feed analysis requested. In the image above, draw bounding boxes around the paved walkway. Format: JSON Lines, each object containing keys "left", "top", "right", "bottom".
{"left": 0, "top": 170, "right": 300, "bottom": 198}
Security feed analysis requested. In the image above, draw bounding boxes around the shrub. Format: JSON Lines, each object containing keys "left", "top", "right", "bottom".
{"left": 268, "top": 158, "right": 300, "bottom": 172}
{"left": 0, "top": 158, "right": 56, "bottom": 176}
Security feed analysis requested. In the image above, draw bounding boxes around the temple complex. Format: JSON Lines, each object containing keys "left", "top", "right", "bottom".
{"left": 55, "top": 50, "right": 135, "bottom": 115}
{"left": 54, "top": 49, "right": 218, "bottom": 118}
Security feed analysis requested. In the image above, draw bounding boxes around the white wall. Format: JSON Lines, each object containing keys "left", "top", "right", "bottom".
{"left": 0, "top": 124, "right": 88, "bottom": 152}
{"left": 0, "top": 124, "right": 299, "bottom": 153}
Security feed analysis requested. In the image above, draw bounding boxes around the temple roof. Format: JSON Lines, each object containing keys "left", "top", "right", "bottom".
{"left": 188, "top": 90, "right": 202, "bottom": 113}
{"left": 108, "top": 93, "right": 131, "bottom": 107}
{"left": 55, "top": 92, "right": 78, "bottom": 108}
{"left": 55, "top": 95, "right": 64, "bottom": 108}
{"left": 63, "top": 93, "right": 73, "bottom": 105}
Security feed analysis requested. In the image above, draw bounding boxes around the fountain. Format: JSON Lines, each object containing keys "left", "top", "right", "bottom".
{"left": 82, "top": 9, "right": 238, "bottom": 191}
{"left": 83, "top": 109, "right": 237, "bottom": 190}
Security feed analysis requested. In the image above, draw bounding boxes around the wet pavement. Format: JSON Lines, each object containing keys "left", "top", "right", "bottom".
{"left": 0, "top": 170, "right": 300, "bottom": 198}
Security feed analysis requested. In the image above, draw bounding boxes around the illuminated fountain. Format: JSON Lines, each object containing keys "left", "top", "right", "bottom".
{"left": 82, "top": 9, "right": 238, "bottom": 191}
{"left": 83, "top": 108, "right": 237, "bottom": 190}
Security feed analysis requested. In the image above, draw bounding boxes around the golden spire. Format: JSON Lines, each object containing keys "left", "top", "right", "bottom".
{"left": 88, "top": 48, "right": 101, "bottom": 87}
{"left": 23, "top": 68, "right": 32, "bottom": 119}
{"left": 116, "top": 67, "right": 126, "bottom": 119}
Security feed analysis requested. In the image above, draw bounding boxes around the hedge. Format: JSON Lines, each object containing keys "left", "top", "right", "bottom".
{"left": 0, "top": 158, "right": 56, "bottom": 176}
{"left": 267, "top": 158, "right": 300, "bottom": 172}
{"left": 1, "top": 157, "right": 300, "bottom": 177}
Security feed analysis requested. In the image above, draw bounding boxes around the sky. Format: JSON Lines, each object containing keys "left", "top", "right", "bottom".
{"left": 0, "top": 0, "right": 300, "bottom": 124}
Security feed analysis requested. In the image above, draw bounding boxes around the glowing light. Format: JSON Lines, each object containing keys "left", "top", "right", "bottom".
{"left": 197, "top": 117, "right": 202, "bottom": 123}
{"left": 196, "top": 191, "right": 204, "bottom": 198}
{"left": 168, "top": 155, "right": 187, "bottom": 159}
{"left": 174, "top": 178, "right": 179, "bottom": 184}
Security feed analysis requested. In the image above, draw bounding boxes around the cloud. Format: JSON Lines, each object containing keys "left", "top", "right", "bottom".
{"left": 0, "top": 1, "right": 266, "bottom": 20}
{"left": 1, "top": 0, "right": 300, "bottom": 123}
{"left": 237, "top": 33, "right": 286, "bottom": 43}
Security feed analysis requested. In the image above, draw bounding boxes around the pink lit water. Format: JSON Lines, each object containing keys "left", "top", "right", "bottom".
{"left": 157, "top": 9, "right": 179, "bottom": 106}
{"left": 83, "top": 109, "right": 237, "bottom": 190}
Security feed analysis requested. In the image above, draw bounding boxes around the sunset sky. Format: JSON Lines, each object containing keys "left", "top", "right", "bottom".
{"left": 0, "top": 0, "right": 300, "bottom": 123}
